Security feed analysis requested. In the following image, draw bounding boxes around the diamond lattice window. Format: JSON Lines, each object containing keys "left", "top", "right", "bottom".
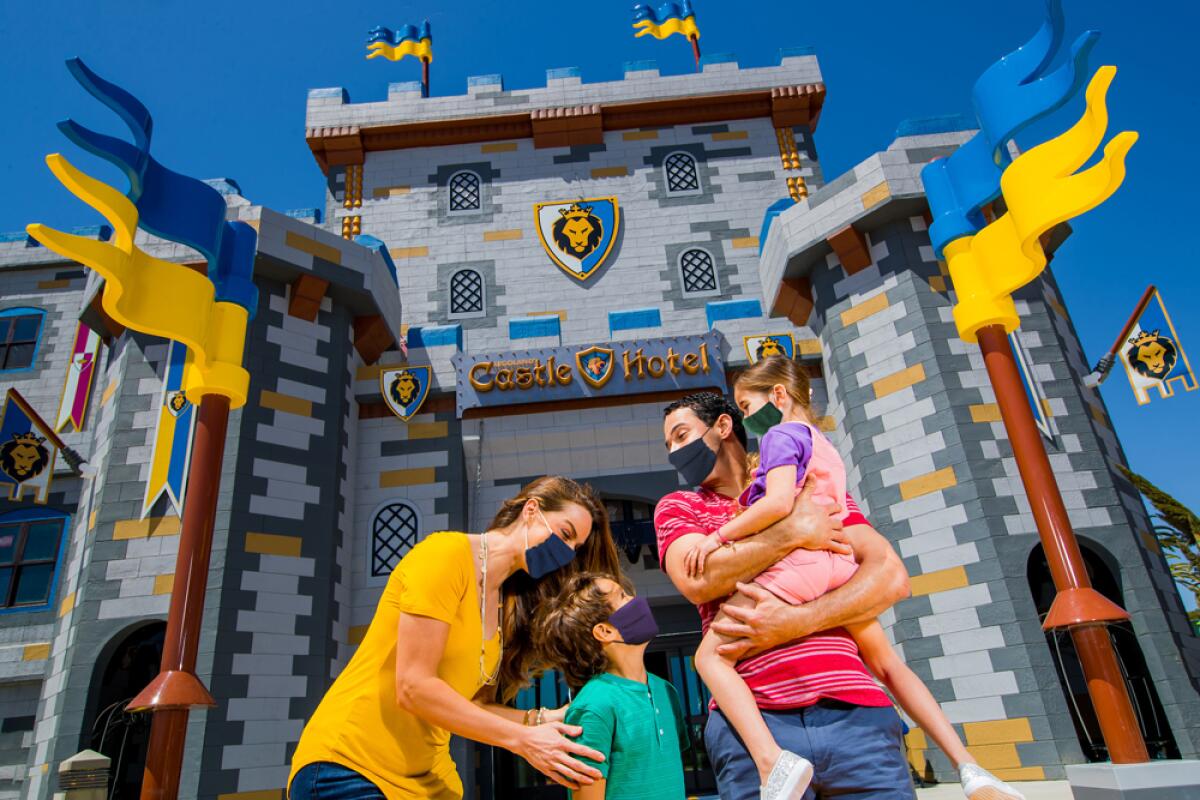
{"left": 448, "top": 171, "right": 481, "bottom": 212}
{"left": 664, "top": 152, "right": 700, "bottom": 194}
{"left": 450, "top": 270, "right": 485, "bottom": 315}
{"left": 372, "top": 502, "right": 419, "bottom": 577}
{"left": 680, "top": 249, "right": 718, "bottom": 294}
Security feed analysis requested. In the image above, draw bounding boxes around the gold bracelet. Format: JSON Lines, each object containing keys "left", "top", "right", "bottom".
{"left": 523, "top": 708, "right": 533, "bottom": 726}
{"left": 536, "top": 707, "right": 546, "bottom": 725}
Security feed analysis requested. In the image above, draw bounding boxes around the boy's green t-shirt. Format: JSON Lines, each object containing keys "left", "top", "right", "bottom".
{"left": 565, "top": 672, "right": 689, "bottom": 800}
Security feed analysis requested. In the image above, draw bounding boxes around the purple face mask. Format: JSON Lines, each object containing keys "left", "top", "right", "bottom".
{"left": 607, "top": 596, "right": 659, "bottom": 645}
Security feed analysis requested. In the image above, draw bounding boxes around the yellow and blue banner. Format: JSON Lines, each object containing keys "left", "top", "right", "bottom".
{"left": 367, "top": 21, "right": 433, "bottom": 63}
{"left": 1121, "top": 289, "right": 1197, "bottom": 406}
{"left": 632, "top": 1, "right": 700, "bottom": 41}
{"left": 143, "top": 341, "right": 197, "bottom": 517}
{"left": 0, "top": 389, "right": 63, "bottom": 505}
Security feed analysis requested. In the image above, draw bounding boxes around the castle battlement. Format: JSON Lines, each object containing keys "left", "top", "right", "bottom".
{"left": 304, "top": 49, "right": 823, "bottom": 170}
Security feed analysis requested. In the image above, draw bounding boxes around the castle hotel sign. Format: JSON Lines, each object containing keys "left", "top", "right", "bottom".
{"left": 452, "top": 331, "right": 725, "bottom": 415}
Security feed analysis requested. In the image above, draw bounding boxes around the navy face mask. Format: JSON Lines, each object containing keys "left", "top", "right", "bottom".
{"left": 523, "top": 509, "right": 577, "bottom": 579}
{"left": 668, "top": 428, "right": 718, "bottom": 487}
{"left": 607, "top": 595, "right": 659, "bottom": 645}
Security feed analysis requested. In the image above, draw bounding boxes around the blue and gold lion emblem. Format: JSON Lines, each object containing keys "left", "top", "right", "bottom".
{"left": 1125, "top": 329, "right": 1178, "bottom": 381}
{"left": 534, "top": 198, "right": 620, "bottom": 282}
{"left": 575, "top": 346, "right": 615, "bottom": 389}
{"left": 381, "top": 366, "right": 432, "bottom": 422}
{"left": 166, "top": 390, "right": 190, "bottom": 418}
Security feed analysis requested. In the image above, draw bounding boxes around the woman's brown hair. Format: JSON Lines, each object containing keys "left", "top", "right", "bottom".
{"left": 733, "top": 354, "right": 813, "bottom": 417}
{"left": 489, "top": 476, "right": 621, "bottom": 701}
{"left": 534, "top": 571, "right": 630, "bottom": 690}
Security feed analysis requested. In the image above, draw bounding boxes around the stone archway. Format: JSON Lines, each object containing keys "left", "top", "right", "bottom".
{"left": 81, "top": 621, "right": 166, "bottom": 799}
{"left": 1026, "top": 543, "right": 1180, "bottom": 760}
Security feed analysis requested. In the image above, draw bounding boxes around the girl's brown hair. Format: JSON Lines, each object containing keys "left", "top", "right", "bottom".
{"left": 733, "top": 354, "right": 813, "bottom": 417}
{"left": 489, "top": 476, "right": 621, "bottom": 701}
{"left": 534, "top": 571, "right": 631, "bottom": 690}
{"left": 735, "top": 356, "right": 814, "bottom": 491}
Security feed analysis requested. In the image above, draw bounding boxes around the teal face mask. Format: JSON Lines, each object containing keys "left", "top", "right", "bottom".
{"left": 743, "top": 400, "right": 783, "bottom": 437}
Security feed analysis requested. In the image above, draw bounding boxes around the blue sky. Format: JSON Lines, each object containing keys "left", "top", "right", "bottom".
{"left": 2, "top": 0, "right": 1197, "bottom": 531}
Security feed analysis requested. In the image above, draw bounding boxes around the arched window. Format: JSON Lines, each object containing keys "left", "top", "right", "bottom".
{"left": 0, "top": 508, "right": 67, "bottom": 612}
{"left": 664, "top": 151, "right": 701, "bottom": 195}
{"left": 448, "top": 170, "right": 482, "bottom": 213}
{"left": 371, "top": 501, "right": 420, "bottom": 577}
{"left": 449, "top": 269, "right": 485, "bottom": 317}
{"left": 679, "top": 248, "right": 718, "bottom": 295}
{"left": 0, "top": 308, "right": 46, "bottom": 372}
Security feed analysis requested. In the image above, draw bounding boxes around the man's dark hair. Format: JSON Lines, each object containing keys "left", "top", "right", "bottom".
{"left": 663, "top": 391, "right": 747, "bottom": 449}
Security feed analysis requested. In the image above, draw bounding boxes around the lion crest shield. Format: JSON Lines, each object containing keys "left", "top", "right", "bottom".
{"left": 381, "top": 366, "right": 433, "bottom": 422}
{"left": 575, "top": 346, "right": 616, "bottom": 389}
{"left": 534, "top": 198, "right": 620, "bottom": 282}
{"left": 744, "top": 334, "right": 796, "bottom": 365}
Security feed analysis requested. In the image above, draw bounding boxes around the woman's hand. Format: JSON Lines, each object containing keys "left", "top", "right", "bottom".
{"left": 516, "top": 722, "right": 605, "bottom": 789}
{"left": 684, "top": 534, "right": 723, "bottom": 578}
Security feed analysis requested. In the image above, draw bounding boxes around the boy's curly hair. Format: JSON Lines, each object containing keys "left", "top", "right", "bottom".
{"left": 534, "top": 572, "right": 630, "bottom": 691}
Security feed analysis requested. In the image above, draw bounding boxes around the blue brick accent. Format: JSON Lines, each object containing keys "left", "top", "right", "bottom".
{"left": 308, "top": 87, "right": 349, "bottom": 102}
{"left": 388, "top": 81, "right": 424, "bottom": 96}
{"left": 623, "top": 59, "right": 658, "bottom": 73}
{"left": 758, "top": 198, "right": 795, "bottom": 254}
{"left": 547, "top": 67, "right": 581, "bottom": 80}
{"left": 700, "top": 53, "right": 738, "bottom": 68}
{"left": 406, "top": 324, "right": 462, "bottom": 350}
{"left": 705, "top": 299, "right": 762, "bottom": 328}
{"left": 285, "top": 208, "right": 323, "bottom": 223}
{"left": 354, "top": 234, "right": 398, "bottom": 286}
{"left": 203, "top": 178, "right": 244, "bottom": 196}
{"left": 510, "top": 315, "right": 561, "bottom": 340}
{"left": 467, "top": 74, "right": 504, "bottom": 89}
{"left": 609, "top": 307, "right": 662, "bottom": 335}
{"left": 895, "top": 114, "right": 976, "bottom": 138}
{"left": 778, "top": 46, "right": 817, "bottom": 60}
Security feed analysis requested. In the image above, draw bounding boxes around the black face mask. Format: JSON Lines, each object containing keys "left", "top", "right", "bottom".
{"left": 668, "top": 428, "right": 718, "bottom": 487}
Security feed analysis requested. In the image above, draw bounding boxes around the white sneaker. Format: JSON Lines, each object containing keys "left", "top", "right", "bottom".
{"left": 760, "top": 751, "right": 814, "bottom": 800}
{"left": 960, "top": 764, "right": 1025, "bottom": 800}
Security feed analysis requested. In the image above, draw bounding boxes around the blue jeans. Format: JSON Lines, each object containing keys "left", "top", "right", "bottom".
{"left": 289, "top": 762, "right": 385, "bottom": 800}
{"left": 705, "top": 701, "right": 915, "bottom": 799}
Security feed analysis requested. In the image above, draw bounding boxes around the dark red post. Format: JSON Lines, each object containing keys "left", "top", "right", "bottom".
{"left": 131, "top": 394, "right": 231, "bottom": 799}
{"left": 976, "top": 325, "right": 1149, "bottom": 764}
{"left": 689, "top": 36, "right": 701, "bottom": 72}
{"left": 422, "top": 58, "right": 430, "bottom": 98}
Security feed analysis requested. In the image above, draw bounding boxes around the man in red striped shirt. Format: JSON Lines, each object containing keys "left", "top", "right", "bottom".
{"left": 656, "top": 392, "right": 915, "bottom": 799}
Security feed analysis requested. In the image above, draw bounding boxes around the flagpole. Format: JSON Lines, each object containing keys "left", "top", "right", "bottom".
{"left": 132, "top": 394, "right": 231, "bottom": 800}
{"left": 1083, "top": 284, "right": 1157, "bottom": 387}
{"left": 422, "top": 57, "right": 430, "bottom": 98}
{"left": 689, "top": 35, "right": 701, "bottom": 72}
{"left": 976, "top": 323, "right": 1149, "bottom": 763}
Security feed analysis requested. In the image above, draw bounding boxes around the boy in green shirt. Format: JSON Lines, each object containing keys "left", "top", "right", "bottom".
{"left": 536, "top": 573, "right": 690, "bottom": 800}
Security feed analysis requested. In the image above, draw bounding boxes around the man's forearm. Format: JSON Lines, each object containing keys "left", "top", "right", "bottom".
{"left": 781, "top": 524, "right": 909, "bottom": 636}
{"left": 670, "top": 527, "right": 795, "bottom": 604}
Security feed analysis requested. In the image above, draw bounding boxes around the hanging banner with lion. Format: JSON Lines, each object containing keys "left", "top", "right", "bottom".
{"left": 533, "top": 198, "right": 620, "bottom": 282}
{"left": 0, "top": 389, "right": 64, "bottom": 504}
{"left": 381, "top": 366, "right": 432, "bottom": 422}
{"left": 1121, "top": 289, "right": 1197, "bottom": 406}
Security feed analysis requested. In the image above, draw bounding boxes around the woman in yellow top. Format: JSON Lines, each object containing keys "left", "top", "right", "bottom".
{"left": 289, "top": 476, "right": 622, "bottom": 799}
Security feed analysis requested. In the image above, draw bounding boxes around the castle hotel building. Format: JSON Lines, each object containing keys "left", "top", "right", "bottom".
{"left": 0, "top": 48, "right": 1196, "bottom": 800}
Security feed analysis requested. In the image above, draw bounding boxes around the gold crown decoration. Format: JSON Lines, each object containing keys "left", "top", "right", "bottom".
{"left": 1129, "top": 329, "right": 1162, "bottom": 347}
{"left": 11, "top": 432, "right": 45, "bottom": 447}
{"left": 559, "top": 202, "right": 593, "bottom": 220}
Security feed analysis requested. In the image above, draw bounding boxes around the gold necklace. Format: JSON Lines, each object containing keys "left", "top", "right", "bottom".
{"left": 478, "top": 532, "right": 503, "bottom": 686}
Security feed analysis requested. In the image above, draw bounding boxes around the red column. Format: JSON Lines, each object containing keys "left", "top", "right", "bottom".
{"left": 131, "top": 394, "right": 231, "bottom": 799}
{"left": 976, "top": 324, "right": 1148, "bottom": 764}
